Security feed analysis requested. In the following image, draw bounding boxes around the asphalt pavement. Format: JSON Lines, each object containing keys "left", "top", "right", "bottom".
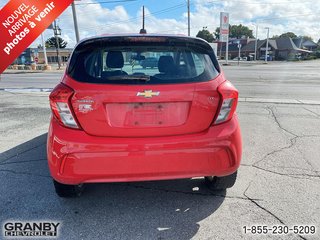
{"left": 1, "top": 60, "right": 320, "bottom": 101}
{"left": 0, "top": 61, "right": 319, "bottom": 240}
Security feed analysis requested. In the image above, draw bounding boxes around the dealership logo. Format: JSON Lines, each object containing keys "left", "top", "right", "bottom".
{"left": 2, "top": 221, "right": 61, "bottom": 238}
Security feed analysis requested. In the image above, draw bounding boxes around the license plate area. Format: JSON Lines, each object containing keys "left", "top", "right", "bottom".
{"left": 106, "top": 102, "right": 190, "bottom": 128}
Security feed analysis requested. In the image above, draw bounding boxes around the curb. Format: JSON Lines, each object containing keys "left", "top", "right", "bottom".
{"left": 2, "top": 70, "right": 64, "bottom": 74}
{"left": 239, "top": 98, "right": 320, "bottom": 105}
{"left": 0, "top": 88, "right": 52, "bottom": 93}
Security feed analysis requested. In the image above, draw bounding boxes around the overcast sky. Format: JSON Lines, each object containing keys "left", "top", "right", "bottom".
{"left": 1, "top": 0, "right": 319, "bottom": 48}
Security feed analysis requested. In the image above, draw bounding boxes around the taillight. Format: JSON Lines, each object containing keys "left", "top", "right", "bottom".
{"left": 214, "top": 80, "right": 238, "bottom": 125}
{"left": 49, "top": 83, "right": 80, "bottom": 129}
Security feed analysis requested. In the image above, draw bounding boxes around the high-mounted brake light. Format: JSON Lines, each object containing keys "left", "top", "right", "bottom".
{"left": 49, "top": 83, "right": 80, "bottom": 129}
{"left": 214, "top": 81, "right": 238, "bottom": 125}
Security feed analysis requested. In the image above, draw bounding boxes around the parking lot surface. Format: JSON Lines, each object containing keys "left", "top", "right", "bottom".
{"left": 0, "top": 61, "right": 319, "bottom": 239}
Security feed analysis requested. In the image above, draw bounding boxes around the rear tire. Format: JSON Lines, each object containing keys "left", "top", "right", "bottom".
{"left": 53, "top": 180, "right": 84, "bottom": 198}
{"left": 205, "top": 171, "right": 238, "bottom": 190}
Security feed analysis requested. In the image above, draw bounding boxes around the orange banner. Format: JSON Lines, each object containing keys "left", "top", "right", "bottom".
{"left": 0, "top": 0, "right": 73, "bottom": 73}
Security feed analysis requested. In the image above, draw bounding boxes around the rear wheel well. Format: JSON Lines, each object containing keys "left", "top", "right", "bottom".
{"left": 53, "top": 180, "right": 84, "bottom": 198}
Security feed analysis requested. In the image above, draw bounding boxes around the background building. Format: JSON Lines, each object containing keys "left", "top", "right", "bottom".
{"left": 216, "top": 36, "right": 317, "bottom": 61}
{"left": 13, "top": 48, "right": 73, "bottom": 65}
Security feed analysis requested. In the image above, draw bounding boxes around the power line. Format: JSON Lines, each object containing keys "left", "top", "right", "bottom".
{"left": 257, "top": 13, "right": 317, "bottom": 22}
{"left": 62, "top": 2, "right": 187, "bottom": 31}
{"left": 56, "top": 0, "right": 319, "bottom": 39}
{"left": 75, "top": 0, "right": 137, "bottom": 5}
{"left": 56, "top": 0, "right": 140, "bottom": 18}
{"left": 156, "top": 25, "right": 207, "bottom": 34}
{"left": 205, "top": 0, "right": 315, "bottom": 5}
{"left": 59, "top": 1, "right": 184, "bottom": 21}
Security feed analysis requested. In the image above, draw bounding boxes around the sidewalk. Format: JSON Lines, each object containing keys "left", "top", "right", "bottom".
{"left": 2, "top": 68, "right": 66, "bottom": 74}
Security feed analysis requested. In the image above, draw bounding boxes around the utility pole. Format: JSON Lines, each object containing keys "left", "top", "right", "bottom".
{"left": 237, "top": 41, "right": 241, "bottom": 65}
{"left": 71, "top": 2, "right": 80, "bottom": 43}
{"left": 41, "top": 33, "right": 48, "bottom": 66}
{"left": 187, "top": 0, "right": 190, "bottom": 36}
{"left": 265, "top": 27, "right": 269, "bottom": 63}
{"left": 254, "top": 24, "right": 258, "bottom": 61}
{"left": 53, "top": 20, "right": 62, "bottom": 69}
{"left": 225, "top": 35, "right": 229, "bottom": 64}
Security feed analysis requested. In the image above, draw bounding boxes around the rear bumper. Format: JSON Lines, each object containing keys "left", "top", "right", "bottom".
{"left": 47, "top": 115, "right": 242, "bottom": 185}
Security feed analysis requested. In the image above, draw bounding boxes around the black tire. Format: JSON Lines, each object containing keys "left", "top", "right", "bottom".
{"left": 53, "top": 180, "right": 84, "bottom": 198}
{"left": 205, "top": 171, "right": 238, "bottom": 190}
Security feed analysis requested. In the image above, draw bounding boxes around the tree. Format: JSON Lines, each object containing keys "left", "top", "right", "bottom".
{"left": 214, "top": 24, "right": 254, "bottom": 40}
{"left": 45, "top": 36, "right": 68, "bottom": 48}
{"left": 196, "top": 28, "right": 214, "bottom": 42}
{"left": 279, "top": 32, "right": 297, "bottom": 38}
{"left": 299, "top": 35, "right": 313, "bottom": 41}
{"left": 230, "top": 24, "right": 254, "bottom": 39}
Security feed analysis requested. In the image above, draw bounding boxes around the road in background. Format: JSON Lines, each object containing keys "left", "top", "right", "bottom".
{"left": 1, "top": 60, "right": 320, "bottom": 100}
{"left": 0, "top": 72, "right": 62, "bottom": 89}
{"left": 224, "top": 60, "right": 320, "bottom": 101}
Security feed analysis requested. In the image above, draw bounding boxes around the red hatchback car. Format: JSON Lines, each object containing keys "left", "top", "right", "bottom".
{"left": 47, "top": 34, "right": 242, "bottom": 197}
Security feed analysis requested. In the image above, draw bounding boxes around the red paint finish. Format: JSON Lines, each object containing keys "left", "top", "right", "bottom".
{"left": 62, "top": 74, "right": 223, "bottom": 137}
{"left": 47, "top": 114, "right": 242, "bottom": 184}
{"left": 105, "top": 102, "right": 190, "bottom": 128}
{"left": 47, "top": 35, "right": 242, "bottom": 185}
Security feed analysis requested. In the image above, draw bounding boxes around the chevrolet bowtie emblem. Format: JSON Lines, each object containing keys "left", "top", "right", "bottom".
{"left": 137, "top": 90, "right": 160, "bottom": 98}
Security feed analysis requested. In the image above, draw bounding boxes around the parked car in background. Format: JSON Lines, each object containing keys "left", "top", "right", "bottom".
{"left": 140, "top": 57, "right": 158, "bottom": 68}
{"left": 259, "top": 55, "right": 273, "bottom": 61}
{"left": 232, "top": 57, "right": 247, "bottom": 61}
{"left": 47, "top": 34, "right": 242, "bottom": 197}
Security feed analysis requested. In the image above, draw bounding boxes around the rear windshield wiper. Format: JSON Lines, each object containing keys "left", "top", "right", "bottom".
{"left": 107, "top": 75, "right": 150, "bottom": 81}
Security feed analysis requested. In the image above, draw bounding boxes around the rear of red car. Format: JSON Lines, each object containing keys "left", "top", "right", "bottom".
{"left": 47, "top": 34, "right": 242, "bottom": 197}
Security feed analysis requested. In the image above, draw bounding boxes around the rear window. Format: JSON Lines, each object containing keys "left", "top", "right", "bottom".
{"left": 68, "top": 37, "right": 220, "bottom": 85}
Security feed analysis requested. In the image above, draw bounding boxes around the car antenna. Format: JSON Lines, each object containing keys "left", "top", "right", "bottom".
{"left": 139, "top": 5, "right": 147, "bottom": 34}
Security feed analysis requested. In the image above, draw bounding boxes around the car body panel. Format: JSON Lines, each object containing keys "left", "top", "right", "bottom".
{"left": 47, "top": 114, "right": 242, "bottom": 184}
{"left": 62, "top": 74, "right": 223, "bottom": 137}
{"left": 47, "top": 34, "right": 242, "bottom": 185}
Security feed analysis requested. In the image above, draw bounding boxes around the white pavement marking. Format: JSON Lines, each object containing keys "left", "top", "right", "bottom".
{"left": 239, "top": 97, "right": 320, "bottom": 105}
{"left": 1, "top": 89, "right": 320, "bottom": 105}
{"left": 2, "top": 88, "right": 52, "bottom": 93}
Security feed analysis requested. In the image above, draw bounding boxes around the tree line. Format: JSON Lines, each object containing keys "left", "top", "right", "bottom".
{"left": 39, "top": 26, "right": 319, "bottom": 50}
{"left": 196, "top": 24, "right": 317, "bottom": 44}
